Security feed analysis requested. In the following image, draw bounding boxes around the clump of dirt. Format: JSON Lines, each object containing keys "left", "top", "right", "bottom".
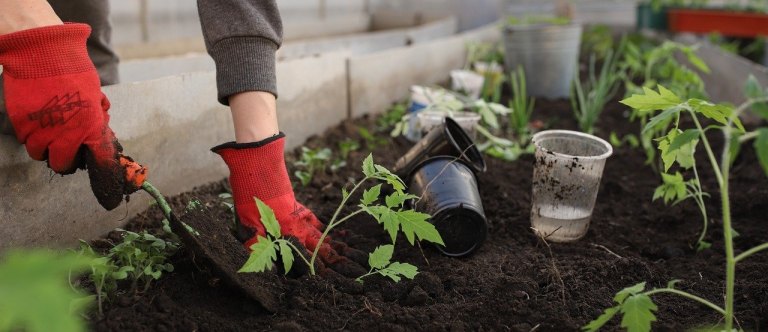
{"left": 92, "top": 97, "right": 768, "bottom": 331}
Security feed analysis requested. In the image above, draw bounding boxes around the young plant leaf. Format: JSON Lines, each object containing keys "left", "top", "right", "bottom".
{"left": 384, "top": 191, "right": 418, "bottom": 209}
{"left": 361, "top": 184, "right": 382, "bottom": 206}
{"left": 362, "top": 154, "right": 376, "bottom": 177}
{"left": 755, "top": 128, "right": 768, "bottom": 177}
{"left": 396, "top": 210, "right": 444, "bottom": 246}
{"left": 653, "top": 172, "right": 686, "bottom": 204}
{"left": 619, "top": 294, "right": 658, "bottom": 332}
{"left": 582, "top": 306, "right": 620, "bottom": 332}
{"left": 642, "top": 107, "right": 679, "bottom": 134}
{"left": 277, "top": 241, "right": 294, "bottom": 274}
{"left": 378, "top": 262, "right": 418, "bottom": 282}
{"left": 614, "top": 282, "right": 646, "bottom": 303}
{"left": 254, "top": 198, "right": 280, "bottom": 238}
{"left": 689, "top": 99, "right": 744, "bottom": 132}
{"left": 621, "top": 85, "right": 681, "bottom": 113}
{"left": 239, "top": 237, "right": 277, "bottom": 273}
{"left": 667, "top": 129, "right": 700, "bottom": 152}
{"left": 368, "top": 245, "right": 394, "bottom": 269}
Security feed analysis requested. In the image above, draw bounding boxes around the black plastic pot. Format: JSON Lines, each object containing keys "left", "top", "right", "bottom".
{"left": 394, "top": 117, "right": 486, "bottom": 182}
{"left": 408, "top": 156, "right": 487, "bottom": 257}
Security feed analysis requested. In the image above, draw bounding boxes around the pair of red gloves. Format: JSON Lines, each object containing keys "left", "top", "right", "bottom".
{"left": 0, "top": 23, "right": 341, "bottom": 267}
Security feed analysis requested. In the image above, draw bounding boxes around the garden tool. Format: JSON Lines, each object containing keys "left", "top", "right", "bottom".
{"left": 119, "top": 156, "right": 282, "bottom": 313}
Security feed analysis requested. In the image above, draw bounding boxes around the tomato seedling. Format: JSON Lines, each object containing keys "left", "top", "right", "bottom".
{"left": 240, "top": 154, "right": 444, "bottom": 278}
{"left": 585, "top": 83, "right": 768, "bottom": 331}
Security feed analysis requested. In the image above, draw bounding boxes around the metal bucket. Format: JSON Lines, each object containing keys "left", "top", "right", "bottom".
{"left": 502, "top": 23, "right": 582, "bottom": 99}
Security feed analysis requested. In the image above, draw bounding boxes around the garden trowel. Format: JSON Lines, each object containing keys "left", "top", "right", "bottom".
{"left": 122, "top": 157, "right": 284, "bottom": 313}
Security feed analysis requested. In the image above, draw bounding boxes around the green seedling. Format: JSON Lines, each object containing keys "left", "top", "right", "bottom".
{"left": 465, "top": 41, "right": 504, "bottom": 68}
{"left": 109, "top": 229, "right": 177, "bottom": 293}
{"left": 219, "top": 192, "right": 237, "bottom": 229}
{"left": 355, "top": 245, "right": 418, "bottom": 283}
{"left": 378, "top": 103, "right": 407, "bottom": 133}
{"left": 478, "top": 66, "right": 537, "bottom": 162}
{"left": 572, "top": 47, "right": 624, "bottom": 134}
{"left": 74, "top": 241, "right": 133, "bottom": 316}
{"left": 609, "top": 132, "right": 640, "bottom": 148}
{"left": 581, "top": 24, "right": 614, "bottom": 60}
{"left": 358, "top": 127, "right": 387, "bottom": 149}
{"left": 509, "top": 66, "right": 535, "bottom": 146}
{"left": 620, "top": 39, "right": 711, "bottom": 171}
{"left": 294, "top": 147, "right": 332, "bottom": 186}
{"left": 585, "top": 83, "right": 768, "bottom": 331}
{"left": 0, "top": 250, "right": 93, "bottom": 332}
{"left": 338, "top": 138, "right": 360, "bottom": 160}
{"left": 240, "top": 154, "right": 444, "bottom": 277}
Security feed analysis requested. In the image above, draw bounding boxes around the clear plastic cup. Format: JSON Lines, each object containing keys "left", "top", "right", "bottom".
{"left": 450, "top": 70, "right": 485, "bottom": 100}
{"left": 530, "top": 130, "right": 613, "bottom": 242}
{"left": 417, "top": 110, "right": 481, "bottom": 140}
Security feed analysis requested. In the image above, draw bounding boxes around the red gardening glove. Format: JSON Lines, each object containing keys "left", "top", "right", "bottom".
{"left": 212, "top": 134, "right": 343, "bottom": 264}
{"left": 0, "top": 23, "right": 136, "bottom": 210}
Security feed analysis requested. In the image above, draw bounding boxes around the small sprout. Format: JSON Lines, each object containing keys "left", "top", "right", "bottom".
{"left": 293, "top": 147, "right": 332, "bottom": 186}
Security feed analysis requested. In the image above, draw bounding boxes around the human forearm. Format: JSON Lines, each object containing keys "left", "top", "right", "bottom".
{"left": 229, "top": 91, "right": 279, "bottom": 143}
{"left": 0, "top": 0, "right": 62, "bottom": 35}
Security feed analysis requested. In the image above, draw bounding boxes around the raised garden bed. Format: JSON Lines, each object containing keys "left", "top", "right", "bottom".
{"left": 90, "top": 93, "right": 768, "bottom": 331}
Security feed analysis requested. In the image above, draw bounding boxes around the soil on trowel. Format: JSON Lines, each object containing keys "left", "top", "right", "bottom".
{"left": 92, "top": 95, "right": 768, "bottom": 331}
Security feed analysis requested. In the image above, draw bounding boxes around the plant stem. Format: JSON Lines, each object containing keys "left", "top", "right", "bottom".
{"left": 691, "top": 161, "right": 709, "bottom": 248}
{"left": 644, "top": 288, "right": 726, "bottom": 316}
{"left": 308, "top": 177, "right": 370, "bottom": 275}
{"left": 281, "top": 240, "right": 313, "bottom": 268}
{"left": 689, "top": 110, "right": 724, "bottom": 185}
{"left": 735, "top": 242, "right": 768, "bottom": 263}
{"left": 141, "top": 181, "right": 172, "bottom": 221}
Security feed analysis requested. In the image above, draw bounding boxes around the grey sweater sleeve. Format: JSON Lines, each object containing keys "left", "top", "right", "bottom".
{"left": 196, "top": 0, "right": 283, "bottom": 105}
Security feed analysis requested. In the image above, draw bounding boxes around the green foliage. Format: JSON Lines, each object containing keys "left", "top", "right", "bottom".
{"left": 219, "top": 192, "right": 236, "bottom": 228}
{"left": 241, "top": 154, "right": 443, "bottom": 278}
{"left": 572, "top": 46, "right": 624, "bottom": 134}
{"left": 613, "top": 81, "right": 768, "bottom": 330}
{"left": 75, "top": 241, "right": 132, "bottom": 315}
{"left": 478, "top": 66, "right": 537, "bottom": 162}
{"left": 581, "top": 25, "right": 614, "bottom": 60}
{"left": 294, "top": 147, "right": 332, "bottom": 186}
{"left": 338, "top": 138, "right": 361, "bottom": 160}
{"left": 358, "top": 127, "right": 388, "bottom": 149}
{"left": 355, "top": 245, "right": 419, "bottom": 283}
{"left": 0, "top": 250, "right": 93, "bottom": 332}
{"left": 379, "top": 103, "right": 408, "bottom": 134}
{"left": 238, "top": 198, "right": 297, "bottom": 274}
{"left": 609, "top": 132, "right": 640, "bottom": 148}
{"left": 652, "top": 172, "right": 686, "bottom": 204}
{"left": 465, "top": 41, "right": 504, "bottom": 66}
{"left": 583, "top": 282, "right": 658, "bottom": 332}
{"left": 109, "top": 229, "right": 177, "bottom": 293}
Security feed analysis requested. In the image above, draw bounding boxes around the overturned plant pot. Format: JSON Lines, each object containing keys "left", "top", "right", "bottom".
{"left": 394, "top": 117, "right": 486, "bottom": 182}
{"left": 407, "top": 157, "right": 487, "bottom": 257}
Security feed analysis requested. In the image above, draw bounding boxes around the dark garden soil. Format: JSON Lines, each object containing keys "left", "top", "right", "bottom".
{"left": 92, "top": 95, "right": 768, "bottom": 331}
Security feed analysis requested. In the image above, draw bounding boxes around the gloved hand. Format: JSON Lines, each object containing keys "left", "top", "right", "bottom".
{"left": 0, "top": 23, "right": 136, "bottom": 210}
{"left": 213, "top": 134, "right": 365, "bottom": 275}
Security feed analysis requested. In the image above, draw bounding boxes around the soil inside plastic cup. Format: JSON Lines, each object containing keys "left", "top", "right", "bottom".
{"left": 530, "top": 130, "right": 612, "bottom": 242}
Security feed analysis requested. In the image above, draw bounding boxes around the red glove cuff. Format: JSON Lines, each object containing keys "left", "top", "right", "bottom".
{"left": 0, "top": 23, "right": 94, "bottom": 79}
{"left": 212, "top": 134, "right": 293, "bottom": 207}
